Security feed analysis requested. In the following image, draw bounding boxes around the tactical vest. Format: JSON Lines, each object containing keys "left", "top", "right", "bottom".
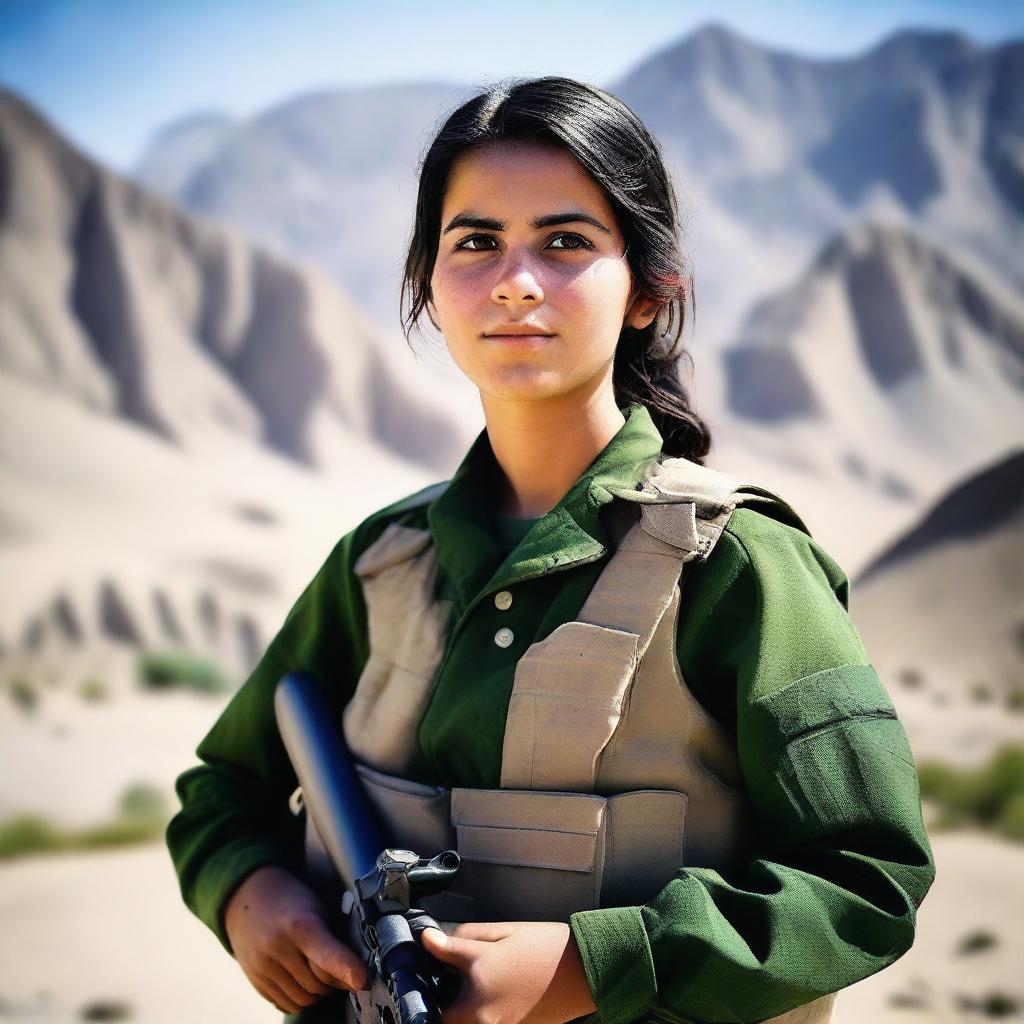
{"left": 295, "top": 453, "right": 838, "bottom": 1024}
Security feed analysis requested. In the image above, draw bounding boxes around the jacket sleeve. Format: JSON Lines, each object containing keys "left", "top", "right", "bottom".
{"left": 165, "top": 525, "right": 372, "bottom": 955}
{"left": 568, "top": 508, "right": 936, "bottom": 1024}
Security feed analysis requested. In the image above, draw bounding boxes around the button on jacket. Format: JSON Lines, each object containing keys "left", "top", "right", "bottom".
{"left": 166, "top": 402, "right": 934, "bottom": 1024}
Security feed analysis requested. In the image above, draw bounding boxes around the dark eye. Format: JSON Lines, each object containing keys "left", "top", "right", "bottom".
{"left": 454, "top": 234, "right": 499, "bottom": 252}
{"left": 453, "top": 232, "right": 594, "bottom": 253}
{"left": 547, "top": 232, "right": 593, "bottom": 251}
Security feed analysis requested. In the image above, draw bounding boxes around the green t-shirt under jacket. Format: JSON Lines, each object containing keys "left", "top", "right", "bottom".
{"left": 166, "top": 402, "right": 934, "bottom": 1024}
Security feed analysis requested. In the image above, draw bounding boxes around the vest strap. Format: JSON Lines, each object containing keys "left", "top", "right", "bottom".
{"left": 500, "top": 454, "right": 807, "bottom": 793}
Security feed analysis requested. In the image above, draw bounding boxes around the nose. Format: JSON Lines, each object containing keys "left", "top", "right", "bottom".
{"left": 490, "top": 248, "right": 544, "bottom": 305}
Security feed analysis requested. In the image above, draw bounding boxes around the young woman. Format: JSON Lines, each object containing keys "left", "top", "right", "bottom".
{"left": 167, "top": 77, "right": 935, "bottom": 1024}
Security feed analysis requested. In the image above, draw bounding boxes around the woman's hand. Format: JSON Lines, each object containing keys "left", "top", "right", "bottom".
{"left": 420, "top": 921, "right": 598, "bottom": 1024}
{"left": 224, "top": 864, "right": 369, "bottom": 1015}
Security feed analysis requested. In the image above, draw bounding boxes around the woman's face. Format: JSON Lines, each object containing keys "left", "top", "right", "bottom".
{"left": 428, "top": 140, "right": 658, "bottom": 404}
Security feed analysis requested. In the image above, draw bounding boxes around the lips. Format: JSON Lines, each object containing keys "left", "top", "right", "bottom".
{"left": 483, "top": 332, "right": 554, "bottom": 345}
{"left": 483, "top": 324, "right": 554, "bottom": 337}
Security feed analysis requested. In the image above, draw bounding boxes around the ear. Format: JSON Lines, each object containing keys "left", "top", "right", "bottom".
{"left": 625, "top": 291, "right": 663, "bottom": 331}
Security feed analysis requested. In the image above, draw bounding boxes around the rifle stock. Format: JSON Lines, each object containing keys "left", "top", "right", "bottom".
{"left": 274, "top": 669, "right": 384, "bottom": 886}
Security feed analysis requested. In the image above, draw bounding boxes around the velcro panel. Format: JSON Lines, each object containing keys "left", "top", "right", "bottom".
{"left": 747, "top": 664, "right": 918, "bottom": 843}
{"left": 749, "top": 663, "right": 897, "bottom": 753}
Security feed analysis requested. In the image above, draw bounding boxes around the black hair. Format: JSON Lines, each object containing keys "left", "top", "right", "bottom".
{"left": 400, "top": 75, "right": 711, "bottom": 462}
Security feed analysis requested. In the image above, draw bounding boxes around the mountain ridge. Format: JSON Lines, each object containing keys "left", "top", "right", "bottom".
{"left": 0, "top": 87, "right": 470, "bottom": 475}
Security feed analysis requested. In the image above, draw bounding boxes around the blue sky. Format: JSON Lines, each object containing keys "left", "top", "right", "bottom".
{"left": 1, "top": 0, "right": 1021, "bottom": 173}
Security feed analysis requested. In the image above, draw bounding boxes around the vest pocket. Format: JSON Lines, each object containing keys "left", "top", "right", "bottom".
{"left": 444, "top": 788, "right": 689, "bottom": 922}
{"left": 353, "top": 762, "right": 455, "bottom": 853}
{"left": 603, "top": 790, "right": 687, "bottom": 905}
{"left": 333, "top": 766, "right": 690, "bottom": 925}
{"left": 447, "top": 788, "right": 608, "bottom": 922}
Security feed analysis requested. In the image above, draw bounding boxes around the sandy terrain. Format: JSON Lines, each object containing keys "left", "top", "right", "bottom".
{"left": 0, "top": 833, "right": 1019, "bottom": 1024}
{"left": 0, "top": 843, "right": 274, "bottom": 1023}
{"left": 0, "top": 681, "right": 233, "bottom": 828}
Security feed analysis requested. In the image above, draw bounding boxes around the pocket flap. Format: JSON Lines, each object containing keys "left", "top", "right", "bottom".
{"left": 451, "top": 789, "right": 606, "bottom": 872}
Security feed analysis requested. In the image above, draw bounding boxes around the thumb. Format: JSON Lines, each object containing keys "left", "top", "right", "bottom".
{"left": 419, "top": 926, "right": 475, "bottom": 969}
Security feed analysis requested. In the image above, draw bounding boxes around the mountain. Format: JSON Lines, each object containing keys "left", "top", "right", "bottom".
{"left": 0, "top": 373, "right": 434, "bottom": 681}
{"left": 849, "top": 449, "right": 1024, "bottom": 764}
{"left": 857, "top": 450, "right": 1024, "bottom": 585}
{"left": 135, "top": 26, "right": 1024, "bottom": 349}
{"left": 133, "top": 110, "right": 237, "bottom": 196}
{"left": 609, "top": 22, "right": 1024, "bottom": 342}
{"left": 0, "top": 89, "right": 471, "bottom": 475}
{"left": 0, "top": 88, "right": 480, "bottom": 685}
{"left": 689, "top": 218, "right": 1024, "bottom": 575}
{"left": 135, "top": 82, "right": 471, "bottom": 335}
{"left": 721, "top": 221, "right": 1023, "bottom": 473}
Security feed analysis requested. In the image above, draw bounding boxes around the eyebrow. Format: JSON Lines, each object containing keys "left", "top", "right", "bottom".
{"left": 442, "top": 210, "right": 613, "bottom": 236}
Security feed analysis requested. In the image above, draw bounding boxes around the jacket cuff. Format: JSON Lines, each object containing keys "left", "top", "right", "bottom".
{"left": 192, "top": 836, "right": 291, "bottom": 955}
{"left": 570, "top": 906, "right": 657, "bottom": 1024}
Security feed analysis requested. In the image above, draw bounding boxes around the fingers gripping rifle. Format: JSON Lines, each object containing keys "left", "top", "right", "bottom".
{"left": 274, "top": 671, "right": 463, "bottom": 1024}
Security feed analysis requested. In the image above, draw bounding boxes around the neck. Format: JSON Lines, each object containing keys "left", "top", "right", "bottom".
{"left": 481, "top": 379, "right": 626, "bottom": 519}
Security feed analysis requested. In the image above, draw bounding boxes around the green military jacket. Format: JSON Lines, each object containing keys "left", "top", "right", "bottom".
{"left": 166, "top": 402, "right": 934, "bottom": 1024}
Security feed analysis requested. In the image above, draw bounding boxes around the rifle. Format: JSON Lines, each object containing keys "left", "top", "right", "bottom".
{"left": 274, "top": 671, "right": 463, "bottom": 1024}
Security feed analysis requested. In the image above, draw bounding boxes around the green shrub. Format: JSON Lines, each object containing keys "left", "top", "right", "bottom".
{"left": 8, "top": 676, "right": 38, "bottom": 713}
{"left": 929, "top": 807, "right": 972, "bottom": 831}
{"left": 77, "top": 816, "right": 165, "bottom": 849}
{"left": 1013, "top": 621, "right": 1024, "bottom": 657}
{"left": 1007, "top": 689, "right": 1024, "bottom": 713}
{"left": 917, "top": 760, "right": 960, "bottom": 801}
{"left": 917, "top": 744, "right": 1024, "bottom": 842}
{"left": 969, "top": 682, "right": 992, "bottom": 703}
{"left": 0, "top": 782, "right": 171, "bottom": 860}
{"left": 118, "top": 783, "right": 168, "bottom": 822}
{"left": 0, "top": 815, "right": 68, "bottom": 857}
{"left": 137, "top": 648, "right": 233, "bottom": 695}
{"left": 956, "top": 929, "right": 998, "bottom": 956}
{"left": 79, "top": 677, "right": 109, "bottom": 703}
{"left": 996, "top": 793, "right": 1024, "bottom": 841}
{"left": 80, "top": 999, "right": 134, "bottom": 1021}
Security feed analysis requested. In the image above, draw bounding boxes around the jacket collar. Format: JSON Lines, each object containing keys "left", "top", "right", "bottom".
{"left": 426, "top": 402, "right": 665, "bottom": 609}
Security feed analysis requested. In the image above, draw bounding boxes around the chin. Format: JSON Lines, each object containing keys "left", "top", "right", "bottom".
{"left": 480, "top": 371, "right": 569, "bottom": 402}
